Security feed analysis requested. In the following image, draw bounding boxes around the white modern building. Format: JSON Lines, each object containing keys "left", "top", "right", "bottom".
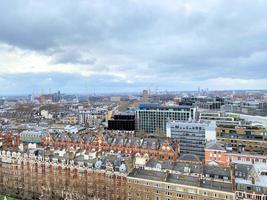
{"left": 136, "top": 104, "right": 196, "bottom": 134}
{"left": 166, "top": 121, "right": 212, "bottom": 160}
{"left": 199, "top": 111, "right": 241, "bottom": 126}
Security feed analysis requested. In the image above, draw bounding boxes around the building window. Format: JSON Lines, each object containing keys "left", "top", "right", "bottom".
{"left": 166, "top": 192, "right": 172, "bottom": 196}
{"left": 256, "top": 196, "right": 261, "bottom": 200}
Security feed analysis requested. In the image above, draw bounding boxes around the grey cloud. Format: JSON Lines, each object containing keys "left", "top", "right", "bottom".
{"left": 0, "top": 0, "right": 267, "bottom": 92}
{"left": 52, "top": 49, "right": 96, "bottom": 65}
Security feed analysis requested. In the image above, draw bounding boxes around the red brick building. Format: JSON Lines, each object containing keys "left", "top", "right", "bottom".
{"left": 42, "top": 133, "right": 180, "bottom": 161}
{"left": 0, "top": 132, "right": 20, "bottom": 150}
{"left": 205, "top": 141, "right": 267, "bottom": 166}
{"left": 205, "top": 141, "right": 228, "bottom": 166}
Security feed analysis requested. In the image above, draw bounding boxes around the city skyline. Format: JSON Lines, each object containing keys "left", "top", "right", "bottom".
{"left": 0, "top": 0, "right": 267, "bottom": 94}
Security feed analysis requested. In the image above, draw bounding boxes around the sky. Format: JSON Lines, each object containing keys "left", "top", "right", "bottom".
{"left": 0, "top": 0, "right": 267, "bottom": 95}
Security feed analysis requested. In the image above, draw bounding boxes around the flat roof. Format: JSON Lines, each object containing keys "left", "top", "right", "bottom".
{"left": 139, "top": 104, "right": 193, "bottom": 110}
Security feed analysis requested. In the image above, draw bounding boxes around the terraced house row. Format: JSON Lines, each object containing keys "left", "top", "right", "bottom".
{"left": 42, "top": 132, "right": 180, "bottom": 161}
{"left": 0, "top": 147, "right": 237, "bottom": 200}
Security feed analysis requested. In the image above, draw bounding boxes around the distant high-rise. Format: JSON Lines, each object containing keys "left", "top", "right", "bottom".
{"left": 142, "top": 89, "right": 149, "bottom": 103}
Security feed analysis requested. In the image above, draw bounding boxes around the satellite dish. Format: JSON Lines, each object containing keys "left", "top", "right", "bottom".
{"left": 119, "top": 163, "right": 127, "bottom": 172}
{"left": 95, "top": 160, "right": 102, "bottom": 169}
{"left": 156, "top": 163, "right": 162, "bottom": 170}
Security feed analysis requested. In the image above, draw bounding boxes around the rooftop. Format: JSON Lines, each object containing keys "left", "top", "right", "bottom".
{"left": 179, "top": 154, "right": 201, "bottom": 162}
{"left": 129, "top": 168, "right": 233, "bottom": 192}
{"left": 128, "top": 168, "right": 166, "bottom": 182}
{"left": 138, "top": 104, "right": 193, "bottom": 110}
{"left": 205, "top": 141, "right": 226, "bottom": 151}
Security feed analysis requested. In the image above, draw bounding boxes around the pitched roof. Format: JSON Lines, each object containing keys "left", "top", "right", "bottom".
{"left": 179, "top": 154, "right": 201, "bottom": 162}
{"left": 205, "top": 141, "right": 226, "bottom": 151}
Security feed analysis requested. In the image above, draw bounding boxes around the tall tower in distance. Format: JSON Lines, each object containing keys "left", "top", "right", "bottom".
{"left": 142, "top": 89, "right": 149, "bottom": 103}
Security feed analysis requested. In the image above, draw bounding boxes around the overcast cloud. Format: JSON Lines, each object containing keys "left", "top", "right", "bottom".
{"left": 0, "top": 0, "right": 267, "bottom": 94}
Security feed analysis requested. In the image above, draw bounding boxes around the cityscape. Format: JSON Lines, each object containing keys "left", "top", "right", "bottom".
{"left": 0, "top": 1, "right": 267, "bottom": 200}
{"left": 0, "top": 90, "right": 267, "bottom": 199}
